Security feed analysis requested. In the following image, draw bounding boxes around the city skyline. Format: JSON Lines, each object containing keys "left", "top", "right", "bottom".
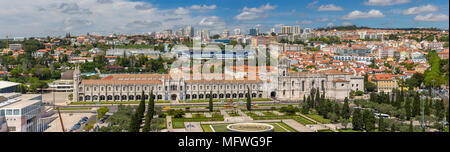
{"left": 0, "top": 0, "right": 449, "bottom": 38}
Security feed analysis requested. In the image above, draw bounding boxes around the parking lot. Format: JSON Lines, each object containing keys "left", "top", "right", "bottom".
{"left": 45, "top": 113, "right": 94, "bottom": 132}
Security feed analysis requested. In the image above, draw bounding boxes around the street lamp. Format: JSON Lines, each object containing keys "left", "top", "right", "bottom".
{"left": 420, "top": 95, "right": 425, "bottom": 131}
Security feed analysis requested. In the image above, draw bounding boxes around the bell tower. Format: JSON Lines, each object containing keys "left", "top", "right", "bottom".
{"left": 73, "top": 64, "right": 81, "bottom": 102}
{"left": 278, "top": 57, "right": 289, "bottom": 77}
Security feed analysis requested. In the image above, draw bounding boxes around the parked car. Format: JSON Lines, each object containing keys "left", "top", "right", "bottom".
{"left": 71, "top": 124, "right": 81, "bottom": 131}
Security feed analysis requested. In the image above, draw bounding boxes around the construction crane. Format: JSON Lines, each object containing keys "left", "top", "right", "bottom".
{"left": 5, "top": 34, "right": 9, "bottom": 49}
{"left": 56, "top": 106, "right": 65, "bottom": 132}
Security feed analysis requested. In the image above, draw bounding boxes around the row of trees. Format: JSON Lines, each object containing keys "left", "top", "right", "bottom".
{"left": 128, "top": 90, "right": 156, "bottom": 132}
{"left": 300, "top": 88, "right": 351, "bottom": 123}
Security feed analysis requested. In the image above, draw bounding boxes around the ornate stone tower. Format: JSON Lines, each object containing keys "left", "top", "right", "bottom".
{"left": 278, "top": 57, "right": 289, "bottom": 77}
{"left": 73, "top": 64, "right": 81, "bottom": 102}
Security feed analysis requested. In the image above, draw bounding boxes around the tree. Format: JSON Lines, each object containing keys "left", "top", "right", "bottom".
{"left": 405, "top": 95, "right": 412, "bottom": 120}
{"left": 424, "top": 98, "right": 431, "bottom": 116}
{"left": 143, "top": 90, "right": 155, "bottom": 132}
{"left": 342, "top": 97, "right": 350, "bottom": 119}
{"left": 378, "top": 117, "right": 385, "bottom": 132}
{"left": 391, "top": 123, "right": 397, "bottom": 132}
{"left": 446, "top": 106, "right": 449, "bottom": 123}
{"left": 129, "top": 91, "right": 146, "bottom": 132}
{"left": 434, "top": 100, "right": 445, "bottom": 121}
{"left": 409, "top": 120, "right": 414, "bottom": 132}
{"left": 412, "top": 93, "right": 420, "bottom": 117}
{"left": 364, "top": 74, "right": 377, "bottom": 92}
{"left": 333, "top": 103, "right": 340, "bottom": 117}
{"left": 352, "top": 108, "right": 363, "bottom": 131}
{"left": 209, "top": 90, "right": 213, "bottom": 112}
{"left": 97, "top": 106, "right": 109, "bottom": 120}
{"left": 363, "top": 110, "right": 376, "bottom": 132}
{"left": 128, "top": 113, "right": 138, "bottom": 132}
{"left": 246, "top": 87, "right": 251, "bottom": 111}
{"left": 340, "top": 118, "right": 349, "bottom": 129}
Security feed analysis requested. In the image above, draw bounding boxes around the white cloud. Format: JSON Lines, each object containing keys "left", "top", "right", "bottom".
{"left": 242, "top": 3, "right": 276, "bottom": 13}
{"left": 296, "top": 20, "right": 313, "bottom": 25}
{"left": 327, "top": 22, "right": 334, "bottom": 27}
{"left": 0, "top": 0, "right": 218, "bottom": 37}
{"left": 307, "top": 0, "right": 319, "bottom": 9}
{"left": 342, "top": 10, "right": 385, "bottom": 20}
{"left": 363, "top": 0, "right": 411, "bottom": 6}
{"left": 235, "top": 3, "right": 276, "bottom": 21}
{"left": 414, "top": 13, "right": 449, "bottom": 22}
{"left": 174, "top": 7, "right": 189, "bottom": 15}
{"left": 317, "top": 4, "right": 344, "bottom": 11}
{"left": 190, "top": 4, "right": 216, "bottom": 10}
{"left": 199, "top": 16, "right": 221, "bottom": 26}
{"left": 402, "top": 4, "right": 439, "bottom": 15}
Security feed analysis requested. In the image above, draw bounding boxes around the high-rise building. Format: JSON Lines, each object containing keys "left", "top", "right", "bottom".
{"left": 222, "top": 30, "right": 230, "bottom": 38}
{"left": 198, "top": 29, "right": 210, "bottom": 40}
{"left": 163, "top": 29, "right": 172, "bottom": 35}
{"left": 281, "top": 26, "right": 292, "bottom": 35}
{"left": 303, "top": 28, "right": 311, "bottom": 34}
{"left": 234, "top": 28, "right": 241, "bottom": 35}
{"left": 249, "top": 28, "right": 258, "bottom": 36}
{"left": 270, "top": 28, "right": 276, "bottom": 34}
{"left": 293, "top": 25, "right": 301, "bottom": 35}
{"left": 184, "top": 26, "right": 194, "bottom": 38}
{"left": 176, "top": 28, "right": 184, "bottom": 37}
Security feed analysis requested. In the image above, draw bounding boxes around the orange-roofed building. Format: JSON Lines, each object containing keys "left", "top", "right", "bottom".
{"left": 370, "top": 74, "right": 398, "bottom": 93}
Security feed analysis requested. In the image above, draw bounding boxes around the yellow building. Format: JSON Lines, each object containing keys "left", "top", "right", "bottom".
{"left": 369, "top": 74, "right": 398, "bottom": 93}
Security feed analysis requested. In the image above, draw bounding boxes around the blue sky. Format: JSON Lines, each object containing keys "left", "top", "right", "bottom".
{"left": 0, "top": 0, "right": 448, "bottom": 37}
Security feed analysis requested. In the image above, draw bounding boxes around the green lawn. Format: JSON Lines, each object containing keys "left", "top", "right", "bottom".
{"left": 172, "top": 113, "right": 224, "bottom": 129}
{"left": 191, "top": 113, "right": 206, "bottom": 119}
{"left": 292, "top": 116, "right": 316, "bottom": 125}
{"left": 245, "top": 112, "right": 258, "bottom": 117}
{"left": 203, "top": 122, "right": 296, "bottom": 132}
{"left": 273, "top": 122, "right": 297, "bottom": 132}
{"left": 172, "top": 120, "right": 185, "bottom": 128}
{"left": 201, "top": 124, "right": 214, "bottom": 132}
{"left": 317, "top": 129, "right": 334, "bottom": 132}
{"left": 445, "top": 127, "right": 449, "bottom": 132}
{"left": 304, "top": 114, "right": 331, "bottom": 124}
{"left": 262, "top": 112, "right": 277, "bottom": 116}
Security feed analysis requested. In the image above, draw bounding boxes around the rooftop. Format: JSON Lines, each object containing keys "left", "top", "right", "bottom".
{"left": 0, "top": 81, "right": 20, "bottom": 90}
{"left": 0, "top": 94, "right": 41, "bottom": 109}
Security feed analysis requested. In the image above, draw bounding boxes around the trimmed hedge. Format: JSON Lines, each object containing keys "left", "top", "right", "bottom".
{"left": 70, "top": 100, "right": 170, "bottom": 105}
{"left": 179, "top": 98, "right": 272, "bottom": 103}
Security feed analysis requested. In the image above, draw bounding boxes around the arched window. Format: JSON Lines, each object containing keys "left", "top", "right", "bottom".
{"left": 302, "top": 81, "right": 305, "bottom": 91}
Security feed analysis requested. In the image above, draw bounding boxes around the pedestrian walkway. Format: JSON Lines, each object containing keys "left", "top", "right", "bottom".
{"left": 282, "top": 119, "right": 314, "bottom": 132}
{"left": 255, "top": 111, "right": 264, "bottom": 116}
{"left": 220, "top": 110, "right": 230, "bottom": 117}
{"left": 166, "top": 116, "right": 174, "bottom": 132}
{"left": 272, "top": 111, "right": 284, "bottom": 116}
{"left": 184, "top": 122, "right": 203, "bottom": 132}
